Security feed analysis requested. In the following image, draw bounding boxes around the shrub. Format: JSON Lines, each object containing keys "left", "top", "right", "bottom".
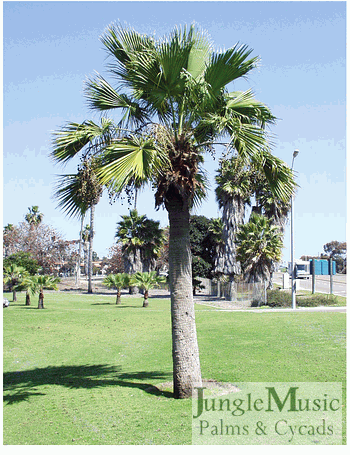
{"left": 297, "top": 294, "right": 338, "bottom": 307}
{"left": 266, "top": 289, "right": 291, "bottom": 308}
{"left": 265, "top": 290, "right": 338, "bottom": 308}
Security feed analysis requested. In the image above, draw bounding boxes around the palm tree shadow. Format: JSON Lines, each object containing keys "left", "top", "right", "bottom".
{"left": 3, "top": 364, "right": 173, "bottom": 404}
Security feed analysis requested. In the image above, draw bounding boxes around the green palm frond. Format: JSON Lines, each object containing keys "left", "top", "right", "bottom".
{"left": 53, "top": 174, "right": 89, "bottom": 219}
{"left": 226, "top": 90, "right": 276, "bottom": 127}
{"left": 97, "top": 135, "right": 169, "bottom": 192}
{"left": 130, "top": 271, "right": 166, "bottom": 292}
{"left": 103, "top": 273, "right": 131, "bottom": 290}
{"left": 34, "top": 275, "right": 60, "bottom": 291}
{"left": 3, "top": 265, "right": 28, "bottom": 286}
{"left": 85, "top": 74, "right": 148, "bottom": 128}
{"left": 51, "top": 118, "right": 115, "bottom": 165}
{"left": 204, "top": 44, "right": 258, "bottom": 95}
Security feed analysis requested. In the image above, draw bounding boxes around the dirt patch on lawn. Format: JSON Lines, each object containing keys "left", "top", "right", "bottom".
{"left": 154, "top": 379, "right": 240, "bottom": 397}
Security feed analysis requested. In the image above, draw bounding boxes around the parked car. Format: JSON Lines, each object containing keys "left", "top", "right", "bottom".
{"left": 3, "top": 298, "right": 9, "bottom": 308}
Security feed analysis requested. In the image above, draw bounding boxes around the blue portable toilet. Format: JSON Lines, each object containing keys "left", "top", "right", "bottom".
{"left": 321, "top": 260, "right": 329, "bottom": 275}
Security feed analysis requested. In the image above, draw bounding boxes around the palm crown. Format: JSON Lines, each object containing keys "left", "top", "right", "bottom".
{"left": 52, "top": 23, "right": 294, "bottom": 205}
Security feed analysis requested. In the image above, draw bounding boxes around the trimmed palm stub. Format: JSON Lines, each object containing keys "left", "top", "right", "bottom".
{"left": 130, "top": 271, "right": 166, "bottom": 307}
{"left": 103, "top": 273, "right": 131, "bottom": 304}
{"left": 51, "top": 24, "right": 295, "bottom": 398}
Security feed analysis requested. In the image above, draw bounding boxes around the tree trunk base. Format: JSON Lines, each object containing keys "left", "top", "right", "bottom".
{"left": 167, "top": 198, "right": 202, "bottom": 399}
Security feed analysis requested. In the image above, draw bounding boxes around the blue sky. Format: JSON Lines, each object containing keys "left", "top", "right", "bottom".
{"left": 3, "top": 1, "right": 346, "bottom": 263}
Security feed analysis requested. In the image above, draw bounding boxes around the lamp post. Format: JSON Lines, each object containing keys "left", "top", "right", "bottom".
{"left": 291, "top": 150, "right": 299, "bottom": 310}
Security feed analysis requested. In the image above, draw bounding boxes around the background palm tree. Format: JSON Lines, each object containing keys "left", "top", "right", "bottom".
{"left": 53, "top": 157, "right": 104, "bottom": 293}
{"left": 3, "top": 264, "right": 27, "bottom": 301}
{"left": 54, "top": 172, "right": 88, "bottom": 286}
{"left": 51, "top": 24, "right": 295, "bottom": 398}
{"left": 25, "top": 206, "right": 43, "bottom": 230}
{"left": 214, "top": 156, "right": 252, "bottom": 279}
{"left": 34, "top": 275, "right": 60, "bottom": 309}
{"left": 18, "top": 275, "right": 40, "bottom": 306}
{"left": 115, "top": 210, "right": 165, "bottom": 292}
{"left": 82, "top": 224, "right": 91, "bottom": 277}
{"left": 130, "top": 271, "right": 166, "bottom": 307}
{"left": 103, "top": 273, "right": 131, "bottom": 304}
{"left": 116, "top": 210, "right": 146, "bottom": 276}
{"left": 251, "top": 171, "right": 291, "bottom": 287}
{"left": 235, "top": 213, "right": 283, "bottom": 284}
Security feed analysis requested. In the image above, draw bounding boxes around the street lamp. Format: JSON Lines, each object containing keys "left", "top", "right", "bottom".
{"left": 291, "top": 150, "right": 299, "bottom": 310}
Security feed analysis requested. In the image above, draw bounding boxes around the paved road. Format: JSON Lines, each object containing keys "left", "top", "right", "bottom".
{"left": 273, "top": 272, "right": 347, "bottom": 297}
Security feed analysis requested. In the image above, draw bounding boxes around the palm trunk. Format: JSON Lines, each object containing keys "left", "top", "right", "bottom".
{"left": 88, "top": 205, "right": 95, "bottom": 294}
{"left": 142, "top": 289, "right": 149, "bottom": 307}
{"left": 75, "top": 215, "right": 84, "bottom": 286}
{"left": 83, "top": 242, "right": 89, "bottom": 276}
{"left": 12, "top": 289, "right": 17, "bottom": 302}
{"left": 127, "top": 250, "right": 142, "bottom": 294}
{"left": 38, "top": 289, "right": 44, "bottom": 309}
{"left": 26, "top": 291, "right": 31, "bottom": 306}
{"left": 167, "top": 198, "right": 202, "bottom": 399}
{"left": 215, "top": 197, "right": 245, "bottom": 278}
{"left": 116, "top": 289, "right": 121, "bottom": 305}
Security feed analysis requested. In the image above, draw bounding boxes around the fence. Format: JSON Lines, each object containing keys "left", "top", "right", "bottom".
{"left": 206, "top": 279, "right": 267, "bottom": 306}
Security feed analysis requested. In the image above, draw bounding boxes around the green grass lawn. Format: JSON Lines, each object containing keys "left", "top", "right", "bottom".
{"left": 3, "top": 291, "right": 346, "bottom": 445}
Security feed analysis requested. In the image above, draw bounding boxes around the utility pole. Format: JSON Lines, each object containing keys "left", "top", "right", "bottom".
{"left": 291, "top": 150, "right": 299, "bottom": 310}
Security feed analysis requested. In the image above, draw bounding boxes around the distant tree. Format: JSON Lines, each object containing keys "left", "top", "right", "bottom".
{"left": 3, "top": 224, "right": 20, "bottom": 257}
{"left": 189, "top": 215, "right": 221, "bottom": 292}
{"left": 3, "top": 221, "right": 72, "bottom": 275}
{"left": 323, "top": 241, "right": 346, "bottom": 273}
{"left": 236, "top": 213, "right": 283, "bottom": 283}
{"left": 103, "top": 273, "right": 131, "bottom": 304}
{"left": 3, "top": 251, "right": 39, "bottom": 275}
{"left": 130, "top": 271, "right": 166, "bottom": 307}
{"left": 102, "top": 243, "right": 125, "bottom": 275}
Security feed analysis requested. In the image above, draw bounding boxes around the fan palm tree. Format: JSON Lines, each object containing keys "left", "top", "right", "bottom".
{"left": 235, "top": 213, "right": 283, "bottom": 283}
{"left": 80, "top": 224, "right": 91, "bottom": 276}
{"left": 116, "top": 210, "right": 147, "bottom": 276}
{"left": 214, "top": 156, "right": 252, "bottom": 282}
{"left": 131, "top": 271, "right": 166, "bottom": 307}
{"left": 17, "top": 275, "right": 41, "bottom": 306}
{"left": 103, "top": 273, "right": 131, "bottom": 304}
{"left": 53, "top": 158, "right": 103, "bottom": 293}
{"left": 34, "top": 275, "right": 60, "bottom": 309}
{"left": 25, "top": 206, "right": 43, "bottom": 230}
{"left": 140, "top": 218, "right": 166, "bottom": 273}
{"left": 51, "top": 24, "right": 295, "bottom": 398}
{"left": 116, "top": 210, "right": 165, "bottom": 279}
{"left": 3, "top": 264, "right": 28, "bottom": 302}
{"left": 251, "top": 171, "right": 291, "bottom": 287}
